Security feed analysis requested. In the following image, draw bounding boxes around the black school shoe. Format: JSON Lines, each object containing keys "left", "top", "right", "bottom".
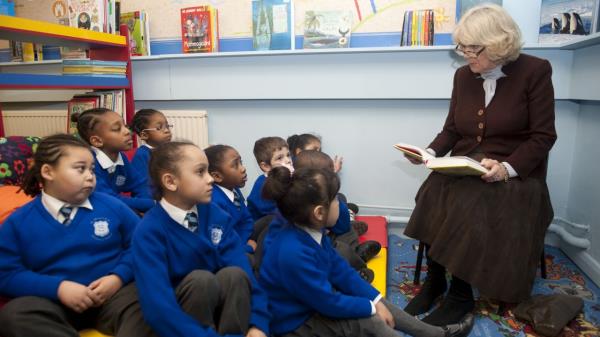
{"left": 347, "top": 202, "right": 359, "bottom": 214}
{"left": 442, "top": 313, "right": 475, "bottom": 337}
{"left": 356, "top": 240, "right": 381, "bottom": 262}
{"left": 422, "top": 276, "right": 474, "bottom": 326}
{"left": 358, "top": 267, "right": 375, "bottom": 283}
{"left": 351, "top": 220, "right": 369, "bottom": 236}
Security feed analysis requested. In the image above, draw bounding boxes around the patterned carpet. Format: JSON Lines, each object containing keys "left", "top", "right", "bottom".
{"left": 386, "top": 234, "right": 600, "bottom": 337}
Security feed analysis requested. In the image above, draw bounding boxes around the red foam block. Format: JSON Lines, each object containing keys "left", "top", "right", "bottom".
{"left": 356, "top": 215, "right": 388, "bottom": 248}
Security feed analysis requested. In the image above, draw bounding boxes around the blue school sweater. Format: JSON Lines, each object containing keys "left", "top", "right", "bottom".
{"left": 0, "top": 192, "right": 138, "bottom": 300}
{"left": 259, "top": 223, "right": 379, "bottom": 335}
{"left": 133, "top": 203, "right": 270, "bottom": 337}
{"left": 247, "top": 175, "right": 277, "bottom": 221}
{"left": 130, "top": 144, "right": 152, "bottom": 189}
{"left": 211, "top": 185, "right": 254, "bottom": 252}
{"left": 93, "top": 151, "right": 154, "bottom": 212}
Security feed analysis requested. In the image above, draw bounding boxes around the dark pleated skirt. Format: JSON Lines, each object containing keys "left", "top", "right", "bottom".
{"left": 404, "top": 172, "right": 554, "bottom": 303}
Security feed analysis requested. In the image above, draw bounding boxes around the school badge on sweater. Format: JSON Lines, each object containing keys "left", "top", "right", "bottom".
{"left": 92, "top": 218, "right": 111, "bottom": 239}
{"left": 209, "top": 225, "right": 223, "bottom": 246}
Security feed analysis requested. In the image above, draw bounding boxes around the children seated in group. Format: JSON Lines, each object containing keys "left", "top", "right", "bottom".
{"left": 205, "top": 144, "right": 256, "bottom": 253}
{"left": 130, "top": 108, "right": 173, "bottom": 187}
{"left": 247, "top": 136, "right": 294, "bottom": 221}
{"left": 132, "top": 141, "right": 270, "bottom": 337}
{"left": 293, "top": 150, "right": 381, "bottom": 282}
{"left": 76, "top": 108, "right": 154, "bottom": 213}
{"left": 287, "top": 133, "right": 343, "bottom": 173}
{"left": 258, "top": 166, "right": 474, "bottom": 337}
{"left": 0, "top": 134, "right": 151, "bottom": 337}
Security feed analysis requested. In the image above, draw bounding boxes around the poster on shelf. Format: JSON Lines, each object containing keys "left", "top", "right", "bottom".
{"left": 538, "top": 0, "right": 599, "bottom": 43}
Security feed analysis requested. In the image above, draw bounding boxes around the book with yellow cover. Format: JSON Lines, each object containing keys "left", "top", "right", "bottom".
{"left": 394, "top": 142, "right": 489, "bottom": 176}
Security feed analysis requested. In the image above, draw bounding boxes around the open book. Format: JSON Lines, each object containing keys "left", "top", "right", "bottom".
{"left": 394, "top": 143, "right": 488, "bottom": 176}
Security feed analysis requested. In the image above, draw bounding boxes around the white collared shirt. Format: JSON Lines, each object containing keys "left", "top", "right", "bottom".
{"left": 92, "top": 147, "right": 124, "bottom": 174}
{"left": 216, "top": 184, "right": 235, "bottom": 203}
{"left": 160, "top": 198, "right": 198, "bottom": 231}
{"left": 41, "top": 191, "right": 93, "bottom": 224}
{"left": 300, "top": 225, "right": 381, "bottom": 314}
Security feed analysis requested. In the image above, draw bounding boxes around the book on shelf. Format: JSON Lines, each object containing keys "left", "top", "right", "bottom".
{"left": 303, "top": 10, "right": 352, "bottom": 49}
{"left": 67, "top": 89, "right": 125, "bottom": 134}
{"left": 180, "top": 5, "right": 219, "bottom": 53}
{"left": 252, "top": 0, "right": 294, "bottom": 51}
{"left": 120, "top": 10, "right": 151, "bottom": 56}
{"left": 67, "top": 96, "right": 98, "bottom": 135}
{"left": 538, "top": 0, "right": 599, "bottom": 43}
{"left": 393, "top": 143, "right": 489, "bottom": 176}
{"left": 400, "top": 9, "right": 434, "bottom": 46}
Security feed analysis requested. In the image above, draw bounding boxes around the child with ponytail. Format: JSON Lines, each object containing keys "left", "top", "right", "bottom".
{"left": 258, "top": 166, "right": 474, "bottom": 337}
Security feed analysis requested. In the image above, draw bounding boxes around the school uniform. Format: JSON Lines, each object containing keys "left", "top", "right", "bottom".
{"left": 247, "top": 174, "right": 277, "bottom": 221}
{"left": 259, "top": 223, "right": 443, "bottom": 337}
{"left": 130, "top": 143, "right": 152, "bottom": 189}
{"left": 132, "top": 199, "right": 270, "bottom": 337}
{"left": 211, "top": 184, "right": 254, "bottom": 252}
{"left": 0, "top": 192, "right": 151, "bottom": 337}
{"left": 92, "top": 147, "right": 154, "bottom": 213}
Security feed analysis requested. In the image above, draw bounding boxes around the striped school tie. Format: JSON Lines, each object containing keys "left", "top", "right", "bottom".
{"left": 233, "top": 190, "right": 242, "bottom": 210}
{"left": 59, "top": 205, "right": 74, "bottom": 226}
{"left": 185, "top": 212, "right": 199, "bottom": 233}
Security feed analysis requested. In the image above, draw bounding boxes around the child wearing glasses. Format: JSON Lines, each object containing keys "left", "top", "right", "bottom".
{"left": 131, "top": 109, "right": 173, "bottom": 194}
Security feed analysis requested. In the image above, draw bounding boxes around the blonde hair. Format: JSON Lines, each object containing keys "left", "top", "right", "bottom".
{"left": 453, "top": 4, "right": 522, "bottom": 64}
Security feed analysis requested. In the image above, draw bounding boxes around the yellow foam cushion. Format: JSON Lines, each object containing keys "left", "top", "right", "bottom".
{"left": 79, "top": 330, "right": 111, "bottom": 337}
{"left": 366, "top": 248, "right": 387, "bottom": 297}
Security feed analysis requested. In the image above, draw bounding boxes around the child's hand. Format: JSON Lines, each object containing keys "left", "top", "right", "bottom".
{"left": 246, "top": 327, "right": 267, "bottom": 337}
{"left": 333, "top": 155, "right": 344, "bottom": 173}
{"left": 88, "top": 275, "right": 123, "bottom": 306}
{"left": 247, "top": 239, "right": 258, "bottom": 251}
{"left": 57, "top": 280, "right": 100, "bottom": 313}
{"left": 375, "top": 301, "right": 395, "bottom": 329}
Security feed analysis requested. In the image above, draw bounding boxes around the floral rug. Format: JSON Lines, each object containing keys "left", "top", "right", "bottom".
{"left": 387, "top": 234, "right": 600, "bottom": 337}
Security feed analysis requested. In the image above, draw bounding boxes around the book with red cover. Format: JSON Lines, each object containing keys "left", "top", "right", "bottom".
{"left": 67, "top": 96, "right": 99, "bottom": 135}
{"left": 180, "top": 5, "right": 218, "bottom": 53}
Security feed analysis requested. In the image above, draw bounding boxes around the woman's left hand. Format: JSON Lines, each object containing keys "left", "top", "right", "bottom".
{"left": 480, "top": 158, "right": 508, "bottom": 183}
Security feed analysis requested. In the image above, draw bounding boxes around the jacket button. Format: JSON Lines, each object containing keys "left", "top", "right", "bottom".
{"left": 477, "top": 109, "right": 484, "bottom": 116}
{"left": 478, "top": 122, "right": 484, "bottom": 129}
{"left": 477, "top": 136, "right": 482, "bottom": 142}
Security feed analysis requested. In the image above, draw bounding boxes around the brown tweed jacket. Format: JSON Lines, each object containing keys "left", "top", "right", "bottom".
{"left": 429, "top": 53, "right": 557, "bottom": 179}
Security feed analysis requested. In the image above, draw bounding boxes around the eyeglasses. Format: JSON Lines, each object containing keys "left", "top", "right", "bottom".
{"left": 454, "top": 44, "right": 486, "bottom": 58}
{"left": 141, "top": 124, "right": 173, "bottom": 133}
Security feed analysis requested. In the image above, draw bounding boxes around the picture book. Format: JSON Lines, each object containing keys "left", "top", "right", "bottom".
{"left": 394, "top": 143, "right": 489, "bottom": 176}
{"left": 67, "top": 0, "right": 105, "bottom": 33}
{"left": 303, "top": 10, "right": 352, "bottom": 49}
{"left": 120, "top": 10, "right": 150, "bottom": 56}
{"left": 180, "top": 5, "right": 219, "bottom": 53}
{"left": 67, "top": 96, "right": 98, "bottom": 135}
{"left": 252, "top": 0, "right": 294, "bottom": 50}
{"left": 539, "top": 0, "right": 599, "bottom": 43}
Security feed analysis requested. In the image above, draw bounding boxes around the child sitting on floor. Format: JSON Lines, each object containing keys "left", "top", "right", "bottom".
{"left": 258, "top": 166, "right": 474, "bottom": 337}
{"left": 76, "top": 108, "right": 154, "bottom": 213}
{"left": 130, "top": 108, "right": 173, "bottom": 188}
{"left": 205, "top": 144, "right": 257, "bottom": 253}
{"left": 247, "top": 136, "right": 294, "bottom": 221}
{"left": 0, "top": 134, "right": 151, "bottom": 337}
{"left": 132, "top": 141, "right": 270, "bottom": 337}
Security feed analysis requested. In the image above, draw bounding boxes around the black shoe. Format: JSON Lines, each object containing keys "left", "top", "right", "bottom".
{"left": 356, "top": 240, "right": 381, "bottom": 262}
{"left": 422, "top": 276, "right": 474, "bottom": 326}
{"left": 347, "top": 202, "right": 359, "bottom": 214}
{"left": 358, "top": 267, "right": 375, "bottom": 283}
{"left": 442, "top": 313, "right": 475, "bottom": 337}
{"left": 351, "top": 220, "right": 369, "bottom": 236}
{"left": 404, "top": 258, "right": 447, "bottom": 316}
{"left": 404, "top": 274, "right": 447, "bottom": 316}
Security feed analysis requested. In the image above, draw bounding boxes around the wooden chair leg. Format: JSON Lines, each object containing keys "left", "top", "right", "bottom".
{"left": 414, "top": 241, "right": 425, "bottom": 285}
{"left": 540, "top": 248, "right": 547, "bottom": 279}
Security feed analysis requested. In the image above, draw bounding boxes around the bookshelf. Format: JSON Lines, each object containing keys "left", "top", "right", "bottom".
{"left": 0, "top": 15, "right": 135, "bottom": 137}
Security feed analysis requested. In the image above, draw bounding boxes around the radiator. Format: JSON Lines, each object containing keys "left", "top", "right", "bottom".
{"left": 2, "top": 110, "right": 67, "bottom": 137}
{"left": 160, "top": 110, "right": 208, "bottom": 149}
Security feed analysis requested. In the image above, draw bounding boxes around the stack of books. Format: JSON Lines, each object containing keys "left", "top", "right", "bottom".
{"left": 62, "top": 59, "right": 128, "bottom": 77}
